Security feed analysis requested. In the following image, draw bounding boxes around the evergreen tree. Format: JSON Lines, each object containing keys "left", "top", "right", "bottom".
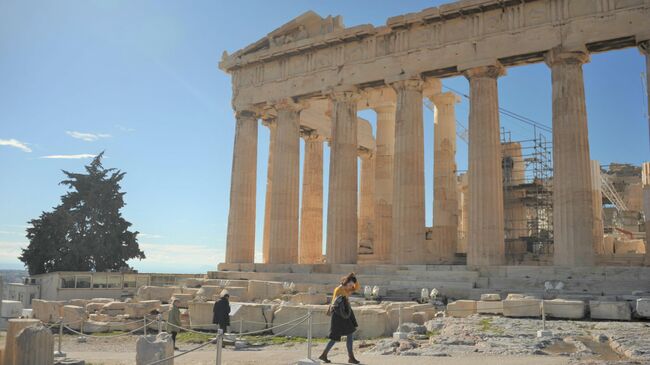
{"left": 20, "top": 152, "right": 145, "bottom": 274}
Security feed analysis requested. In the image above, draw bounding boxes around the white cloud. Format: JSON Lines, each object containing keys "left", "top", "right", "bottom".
{"left": 115, "top": 124, "right": 135, "bottom": 133}
{"left": 0, "top": 138, "right": 32, "bottom": 152}
{"left": 40, "top": 154, "right": 97, "bottom": 159}
{"left": 139, "top": 233, "right": 164, "bottom": 239}
{"left": 66, "top": 131, "right": 111, "bottom": 142}
{"left": 0, "top": 241, "right": 26, "bottom": 261}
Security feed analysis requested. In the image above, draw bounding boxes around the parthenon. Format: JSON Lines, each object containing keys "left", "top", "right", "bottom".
{"left": 220, "top": 0, "right": 650, "bottom": 268}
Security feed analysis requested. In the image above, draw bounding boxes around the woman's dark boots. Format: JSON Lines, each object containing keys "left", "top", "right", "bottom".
{"left": 348, "top": 353, "right": 360, "bottom": 364}
{"left": 318, "top": 352, "right": 331, "bottom": 363}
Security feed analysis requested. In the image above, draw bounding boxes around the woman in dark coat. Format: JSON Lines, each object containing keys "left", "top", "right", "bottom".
{"left": 319, "top": 273, "right": 360, "bottom": 364}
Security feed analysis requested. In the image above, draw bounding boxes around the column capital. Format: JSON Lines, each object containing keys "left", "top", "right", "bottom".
{"left": 358, "top": 147, "right": 374, "bottom": 160}
{"left": 235, "top": 107, "right": 260, "bottom": 119}
{"left": 324, "top": 86, "right": 361, "bottom": 103}
{"left": 463, "top": 64, "right": 506, "bottom": 80}
{"left": 430, "top": 91, "right": 461, "bottom": 106}
{"left": 300, "top": 128, "right": 325, "bottom": 142}
{"left": 261, "top": 117, "right": 276, "bottom": 129}
{"left": 545, "top": 47, "right": 590, "bottom": 67}
{"left": 386, "top": 76, "right": 424, "bottom": 92}
{"left": 373, "top": 104, "right": 397, "bottom": 114}
{"left": 639, "top": 40, "right": 650, "bottom": 56}
{"left": 268, "top": 98, "right": 309, "bottom": 113}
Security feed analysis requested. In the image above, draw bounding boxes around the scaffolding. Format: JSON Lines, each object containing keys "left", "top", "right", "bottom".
{"left": 501, "top": 128, "right": 554, "bottom": 255}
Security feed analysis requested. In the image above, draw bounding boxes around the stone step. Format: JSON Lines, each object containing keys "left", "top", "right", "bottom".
{"left": 209, "top": 270, "right": 478, "bottom": 284}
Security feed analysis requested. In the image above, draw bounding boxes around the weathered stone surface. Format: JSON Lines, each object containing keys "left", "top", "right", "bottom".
{"left": 14, "top": 325, "right": 54, "bottom": 365}
{"left": 229, "top": 302, "right": 274, "bottom": 333}
{"left": 4, "top": 319, "right": 40, "bottom": 365}
{"left": 32, "top": 300, "right": 64, "bottom": 323}
{"left": 590, "top": 301, "right": 631, "bottom": 321}
{"left": 272, "top": 305, "right": 329, "bottom": 338}
{"left": 187, "top": 301, "right": 215, "bottom": 330}
{"left": 125, "top": 300, "right": 161, "bottom": 318}
{"left": 387, "top": 306, "right": 414, "bottom": 331}
{"left": 136, "top": 333, "right": 173, "bottom": 365}
{"left": 171, "top": 293, "right": 194, "bottom": 307}
{"left": 85, "top": 303, "right": 105, "bottom": 313}
{"left": 480, "top": 294, "right": 501, "bottom": 301}
{"left": 67, "top": 299, "right": 89, "bottom": 308}
{"left": 288, "top": 293, "right": 327, "bottom": 305}
{"left": 102, "top": 301, "right": 126, "bottom": 311}
{"left": 63, "top": 305, "right": 86, "bottom": 331}
{"left": 247, "top": 280, "right": 284, "bottom": 300}
{"left": 411, "top": 312, "right": 427, "bottom": 325}
{"left": 476, "top": 300, "right": 503, "bottom": 315}
{"left": 502, "top": 298, "right": 541, "bottom": 318}
{"left": 446, "top": 300, "right": 476, "bottom": 318}
{"left": 355, "top": 307, "right": 389, "bottom": 339}
{"left": 636, "top": 298, "right": 650, "bottom": 318}
{"left": 194, "top": 285, "right": 222, "bottom": 300}
{"left": 82, "top": 320, "right": 110, "bottom": 333}
{"left": 543, "top": 299, "right": 585, "bottom": 319}
{"left": 136, "top": 286, "right": 178, "bottom": 303}
{"left": 0, "top": 301, "right": 23, "bottom": 319}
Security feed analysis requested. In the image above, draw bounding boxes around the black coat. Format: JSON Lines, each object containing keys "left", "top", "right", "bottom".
{"left": 212, "top": 298, "right": 230, "bottom": 326}
{"left": 328, "top": 296, "right": 357, "bottom": 341}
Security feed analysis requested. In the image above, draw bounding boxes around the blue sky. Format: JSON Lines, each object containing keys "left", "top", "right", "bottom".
{"left": 1, "top": 1, "right": 648, "bottom": 273}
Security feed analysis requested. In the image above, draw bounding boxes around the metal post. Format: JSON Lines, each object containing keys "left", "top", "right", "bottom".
{"left": 157, "top": 314, "right": 163, "bottom": 334}
{"left": 144, "top": 316, "right": 148, "bottom": 336}
{"left": 541, "top": 301, "right": 546, "bottom": 330}
{"left": 54, "top": 317, "right": 66, "bottom": 357}
{"left": 307, "top": 309, "right": 313, "bottom": 360}
{"left": 239, "top": 319, "right": 243, "bottom": 335}
{"left": 216, "top": 329, "right": 223, "bottom": 365}
{"left": 398, "top": 303, "right": 403, "bottom": 331}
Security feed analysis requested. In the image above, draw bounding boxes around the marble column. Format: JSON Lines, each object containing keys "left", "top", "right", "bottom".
{"left": 390, "top": 78, "right": 427, "bottom": 265}
{"left": 299, "top": 132, "right": 324, "bottom": 264}
{"left": 225, "top": 109, "right": 258, "bottom": 264}
{"left": 262, "top": 119, "right": 276, "bottom": 263}
{"left": 640, "top": 41, "right": 649, "bottom": 144}
{"left": 457, "top": 173, "right": 469, "bottom": 254}
{"left": 326, "top": 89, "right": 359, "bottom": 264}
{"left": 464, "top": 65, "right": 506, "bottom": 267}
{"left": 591, "top": 160, "right": 605, "bottom": 255}
{"left": 373, "top": 105, "right": 396, "bottom": 263}
{"left": 546, "top": 48, "right": 595, "bottom": 267}
{"left": 358, "top": 148, "right": 375, "bottom": 255}
{"left": 642, "top": 162, "right": 650, "bottom": 265}
{"left": 431, "top": 92, "right": 460, "bottom": 263}
{"left": 268, "top": 100, "right": 302, "bottom": 264}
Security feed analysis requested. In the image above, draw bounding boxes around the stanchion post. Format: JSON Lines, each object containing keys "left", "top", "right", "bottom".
{"left": 157, "top": 314, "right": 163, "bottom": 334}
{"left": 536, "top": 301, "right": 551, "bottom": 338}
{"left": 239, "top": 319, "right": 243, "bottom": 335}
{"left": 215, "top": 329, "right": 223, "bottom": 365}
{"left": 54, "top": 316, "right": 66, "bottom": 358}
{"left": 307, "top": 309, "right": 313, "bottom": 360}
{"left": 144, "top": 316, "right": 148, "bottom": 336}
{"left": 541, "top": 301, "right": 546, "bottom": 330}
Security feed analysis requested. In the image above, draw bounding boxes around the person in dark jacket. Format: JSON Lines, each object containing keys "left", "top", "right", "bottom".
{"left": 319, "top": 273, "right": 360, "bottom": 364}
{"left": 212, "top": 290, "right": 231, "bottom": 333}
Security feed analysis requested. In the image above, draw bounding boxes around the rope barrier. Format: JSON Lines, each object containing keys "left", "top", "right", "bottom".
{"left": 64, "top": 325, "right": 147, "bottom": 338}
{"left": 146, "top": 336, "right": 218, "bottom": 365}
{"left": 165, "top": 313, "right": 311, "bottom": 337}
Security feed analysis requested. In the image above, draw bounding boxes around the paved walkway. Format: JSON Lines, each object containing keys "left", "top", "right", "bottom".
{"left": 67, "top": 349, "right": 572, "bottom": 365}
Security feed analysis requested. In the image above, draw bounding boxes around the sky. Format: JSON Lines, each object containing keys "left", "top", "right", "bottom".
{"left": 1, "top": 1, "right": 648, "bottom": 274}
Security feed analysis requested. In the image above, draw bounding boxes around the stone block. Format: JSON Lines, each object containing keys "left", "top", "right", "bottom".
{"left": 136, "top": 286, "right": 177, "bottom": 303}
{"left": 4, "top": 319, "right": 40, "bottom": 365}
{"left": 88, "top": 298, "right": 114, "bottom": 304}
{"left": 195, "top": 285, "right": 223, "bottom": 300}
{"left": 1, "top": 301, "right": 23, "bottom": 318}
{"left": 543, "top": 299, "right": 586, "bottom": 319}
{"left": 85, "top": 303, "right": 105, "bottom": 313}
{"left": 102, "top": 301, "right": 126, "bottom": 311}
{"left": 411, "top": 312, "right": 427, "bottom": 325}
{"left": 288, "top": 293, "right": 328, "bottom": 305}
{"left": 31, "top": 300, "right": 64, "bottom": 323}
{"left": 355, "top": 308, "right": 389, "bottom": 339}
{"left": 480, "top": 293, "right": 501, "bottom": 301}
{"left": 476, "top": 300, "right": 503, "bottom": 315}
{"left": 67, "top": 299, "right": 89, "bottom": 308}
{"left": 635, "top": 298, "right": 650, "bottom": 318}
{"left": 229, "top": 302, "right": 274, "bottom": 333}
{"left": 171, "top": 293, "right": 194, "bottom": 308}
{"left": 503, "top": 298, "right": 541, "bottom": 318}
{"left": 387, "top": 306, "right": 414, "bottom": 331}
{"left": 590, "top": 301, "right": 631, "bottom": 321}
{"left": 82, "top": 320, "right": 109, "bottom": 333}
{"left": 125, "top": 300, "right": 161, "bottom": 318}
{"left": 224, "top": 286, "right": 248, "bottom": 298}
{"left": 63, "top": 305, "right": 86, "bottom": 331}
{"left": 14, "top": 325, "right": 54, "bottom": 365}
{"left": 136, "top": 333, "right": 173, "bottom": 365}
{"left": 446, "top": 300, "right": 477, "bottom": 318}
{"left": 187, "top": 301, "right": 216, "bottom": 330}
{"left": 272, "top": 305, "right": 329, "bottom": 338}
{"left": 247, "top": 280, "right": 285, "bottom": 301}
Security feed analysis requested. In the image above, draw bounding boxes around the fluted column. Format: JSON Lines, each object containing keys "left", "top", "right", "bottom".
{"left": 326, "top": 89, "right": 359, "bottom": 264}
{"left": 268, "top": 100, "right": 302, "bottom": 264}
{"left": 373, "top": 105, "right": 396, "bottom": 263}
{"left": 225, "top": 109, "right": 258, "bottom": 263}
{"left": 546, "top": 48, "right": 595, "bottom": 267}
{"left": 464, "top": 65, "right": 506, "bottom": 267}
{"left": 641, "top": 41, "right": 649, "bottom": 144}
{"left": 390, "top": 78, "right": 427, "bottom": 264}
{"left": 358, "top": 148, "right": 375, "bottom": 255}
{"left": 299, "top": 132, "right": 324, "bottom": 264}
{"left": 262, "top": 119, "right": 276, "bottom": 263}
{"left": 591, "top": 160, "right": 604, "bottom": 255}
{"left": 431, "top": 92, "right": 461, "bottom": 263}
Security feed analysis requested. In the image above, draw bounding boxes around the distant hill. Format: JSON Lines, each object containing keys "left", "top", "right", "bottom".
{"left": 0, "top": 269, "right": 28, "bottom": 284}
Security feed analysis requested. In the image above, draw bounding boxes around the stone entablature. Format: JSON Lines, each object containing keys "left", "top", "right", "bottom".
{"left": 221, "top": 0, "right": 649, "bottom": 109}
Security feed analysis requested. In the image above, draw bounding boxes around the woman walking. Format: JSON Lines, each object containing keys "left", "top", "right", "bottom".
{"left": 167, "top": 298, "right": 181, "bottom": 350}
{"left": 319, "top": 273, "right": 361, "bottom": 364}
